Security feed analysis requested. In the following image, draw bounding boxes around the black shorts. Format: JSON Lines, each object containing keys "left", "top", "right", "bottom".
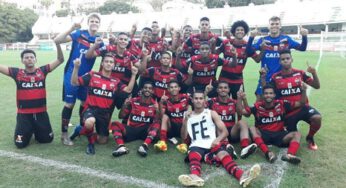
{"left": 113, "top": 84, "right": 139, "bottom": 110}
{"left": 189, "top": 147, "right": 211, "bottom": 161}
{"left": 82, "top": 107, "right": 111, "bottom": 136}
{"left": 259, "top": 129, "right": 289, "bottom": 147}
{"left": 285, "top": 105, "right": 321, "bottom": 132}
{"left": 229, "top": 83, "right": 242, "bottom": 100}
{"left": 226, "top": 126, "right": 240, "bottom": 143}
{"left": 124, "top": 124, "right": 150, "bottom": 142}
{"left": 168, "top": 122, "right": 182, "bottom": 138}
{"left": 14, "top": 112, "right": 54, "bottom": 148}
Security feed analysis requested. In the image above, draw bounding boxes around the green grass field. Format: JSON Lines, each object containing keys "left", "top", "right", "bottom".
{"left": 0, "top": 50, "right": 345, "bottom": 188}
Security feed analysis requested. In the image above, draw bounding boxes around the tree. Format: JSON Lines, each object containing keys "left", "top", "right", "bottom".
{"left": 0, "top": 4, "right": 38, "bottom": 43}
{"left": 205, "top": 0, "right": 226, "bottom": 8}
{"left": 56, "top": 9, "right": 69, "bottom": 17}
{"left": 98, "top": 0, "right": 139, "bottom": 14}
{"left": 149, "top": 0, "right": 169, "bottom": 11}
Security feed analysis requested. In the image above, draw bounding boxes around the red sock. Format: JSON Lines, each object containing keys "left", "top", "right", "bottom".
{"left": 307, "top": 122, "right": 321, "bottom": 138}
{"left": 160, "top": 130, "right": 168, "bottom": 142}
{"left": 287, "top": 141, "right": 300, "bottom": 155}
{"left": 221, "top": 155, "right": 243, "bottom": 181}
{"left": 254, "top": 137, "right": 269, "bottom": 154}
{"left": 189, "top": 151, "right": 202, "bottom": 176}
{"left": 240, "top": 138, "right": 250, "bottom": 148}
{"left": 111, "top": 121, "right": 125, "bottom": 145}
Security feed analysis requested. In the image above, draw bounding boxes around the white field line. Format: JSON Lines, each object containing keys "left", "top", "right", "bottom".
{"left": 0, "top": 150, "right": 179, "bottom": 188}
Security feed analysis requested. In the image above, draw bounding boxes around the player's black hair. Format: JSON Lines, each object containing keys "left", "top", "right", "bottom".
{"left": 269, "top": 16, "right": 281, "bottom": 22}
{"left": 262, "top": 84, "right": 276, "bottom": 92}
{"left": 143, "top": 81, "right": 153, "bottom": 87}
{"left": 230, "top": 20, "right": 249, "bottom": 36}
{"left": 21, "top": 49, "right": 36, "bottom": 59}
{"left": 142, "top": 27, "right": 153, "bottom": 33}
{"left": 183, "top": 25, "right": 192, "bottom": 30}
{"left": 200, "top": 17, "right": 210, "bottom": 22}
{"left": 152, "top": 21, "right": 158, "bottom": 24}
{"left": 117, "top": 32, "right": 128, "bottom": 37}
{"left": 168, "top": 79, "right": 180, "bottom": 87}
{"left": 101, "top": 53, "right": 114, "bottom": 62}
{"left": 192, "top": 90, "right": 205, "bottom": 97}
{"left": 279, "top": 49, "right": 291, "bottom": 56}
{"left": 217, "top": 81, "right": 230, "bottom": 87}
{"left": 200, "top": 41, "right": 210, "bottom": 47}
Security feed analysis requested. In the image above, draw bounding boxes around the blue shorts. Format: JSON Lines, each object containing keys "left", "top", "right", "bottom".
{"left": 255, "top": 79, "right": 262, "bottom": 95}
{"left": 62, "top": 72, "right": 87, "bottom": 104}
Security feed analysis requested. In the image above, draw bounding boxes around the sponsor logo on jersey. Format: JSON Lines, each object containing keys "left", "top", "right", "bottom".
{"left": 22, "top": 81, "right": 43, "bottom": 88}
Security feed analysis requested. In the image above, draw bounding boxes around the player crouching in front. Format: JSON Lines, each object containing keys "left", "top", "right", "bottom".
{"left": 71, "top": 53, "right": 138, "bottom": 155}
{"left": 178, "top": 91, "right": 260, "bottom": 187}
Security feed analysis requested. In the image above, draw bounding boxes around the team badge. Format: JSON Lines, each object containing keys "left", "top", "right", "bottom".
{"left": 204, "top": 67, "right": 208, "bottom": 72}
{"left": 141, "top": 111, "right": 145, "bottom": 116}
{"left": 116, "top": 63, "right": 120, "bottom": 67}
{"left": 273, "top": 46, "right": 278, "bottom": 51}
{"left": 229, "top": 106, "right": 233, "bottom": 111}
{"left": 30, "top": 77, "right": 35, "bottom": 83}
{"left": 162, "top": 79, "right": 166, "bottom": 83}
{"left": 269, "top": 112, "right": 274, "bottom": 117}
{"left": 102, "top": 84, "right": 106, "bottom": 90}
{"left": 222, "top": 110, "right": 227, "bottom": 116}
{"left": 176, "top": 108, "right": 180, "bottom": 113}
{"left": 287, "top": 83, "right": 292, "bottom": 88}
{"left": 110, "top": 83, "right": 115, "bottom": 89}
{"left": 295, "top": 78, "right": 301, "bottom": 85}
{"left": 148, "top": 109, "right": 153, "bottom": 115}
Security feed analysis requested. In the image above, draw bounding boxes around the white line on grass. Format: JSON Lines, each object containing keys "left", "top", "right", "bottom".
{"left": 0, "top": 150, "right": 179, "bottom": 188}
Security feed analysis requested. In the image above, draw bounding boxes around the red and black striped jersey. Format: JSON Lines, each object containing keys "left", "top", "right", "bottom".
{"left": 162, "top": 94, "right": 190, "bottom": 124}
{"left": 183, "top": 33, "right": 223, "bottom": 56}
{"left": 248, "top": 100, "right": 294, "bottom": 132}
{"left": 79, "top": 71, "right": 126, "bottom": 110}
{"left": 207, "top": 97, "right": 237, "bottom": 127}
{"left": 144, "top": 67, "right": 186, "bottom": 98}
{"left": 148, "top": 37, "right": 168, "bottom": 68}
{"left": 186, "top": 54, "right": 228, "bottom": 85}
{"left": 127, "top": 39, "right": 150, "bottom": 59}
{"left": 219, "top": 39, "right": 258, "bottom": 84}
{"left": 96, "top": 45, "right": 138, "bottom": 83}
{"left": 125, "top": 97, "right": 158, "bottom": 127}
{"left": 270, "top": 68, "right": 313, "bottom": 116}
{"left": 9, "top": 65, "right": 50, "bottom": 114}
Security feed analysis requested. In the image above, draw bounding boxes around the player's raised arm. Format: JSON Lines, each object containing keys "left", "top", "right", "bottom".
{"left": 236, "top": 90, "right": 251, "bottom": 117}
{"left": 138, "top": 44, "right": 150, "bottom": 74}
{"left": 55, "top": 18, "right": 83, "bottom": 44}
{"left": 49, "top": 41, "right": 65, "bottom": 71}
{"left": 0, "top": 63, "right": 10, "bottom": 76}
{"left": 211, "top": 110, "right": 229, "bottom": 147}
{"left": 306, "top": 61, "right": 320, "bottom": 89}
{"left": 85, "top": 37, "right": 103, "bottom": 59}
{"left": 122, "top": 62, "right": 138, "bottom": 93}
{"left": 119, "top": 96, "right": 132, "bottom": 119}
{"left": 71, "top": 57, "right": 81, "bottom": 86}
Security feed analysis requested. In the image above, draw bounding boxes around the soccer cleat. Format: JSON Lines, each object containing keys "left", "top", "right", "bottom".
{"left": 86, "top": 143, "right": 95, "bottom": 155}
{"left": 226, "top": 144, "right": 238, "bottom": 160}
{"left": 154, "top": 140, "right": 168, "bottom": 152}
{"left": 176, "top": 143, "right": 188, "bottom": 154}
{"left": 137, "top": 144, "right": 149, "bottom": 157}
{"left": 61, "top": 132, "right": 74, "bottom": 146}
{"left": 69, "top": 124, "right": 82, "bottom": 141}
{"left": 240, "top": 143, "right": 257, "bottom": 159}
{"left": 178, "top": 174, "right": 204, "bottom": 187}
{"left": 112, "top": 145, "right": 129, "bottom": 157}
{"left": 265, "top": 151, "right": 277, "bottom": 163}
{"left": 239, "top": 164, "right": 261, "bottom": 187}
{"left": 306, "top": 136, "right": 318, "bottom": 151}
{"left": 168, "top": 137, "right": 178, "bottom": 145}
{"left": 281, "top": 153, "right": 301, "bottom": 164}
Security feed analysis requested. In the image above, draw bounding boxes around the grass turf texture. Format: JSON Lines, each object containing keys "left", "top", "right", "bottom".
{"left": 0, "top": 50, "right": 345, "bottom": 187}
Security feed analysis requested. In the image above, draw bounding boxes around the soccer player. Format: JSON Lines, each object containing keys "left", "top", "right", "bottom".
{"left": 238, "top": 84, "right": 307, "bottom": 164}
{"left": 148, "top": 21, "right": 168, "bottom": 68}
{"left": 218, "top": 20, "right": 263, "bottom": 99}
{"left": 141, "top": 51, "right": 192, "bottom": 99}
{"left": 85, "top": 32, "right": 144, "bottom": 108}
{"left": 183, "top": 17, "right": 223, "bottom": 56}
{"left": 246, "top": 16, "right": 308, "bottom": 98}
{"left": 178, "top": 42, "right": 236, "bottom": 98}
{"left": 71, "top": 54, "right": 138, "bottom": 155}
{"left": 154, "top": 80, "right": 191, "bottom": 152}
{"left": 111, "top": 82, "right": 160, "bottom": 157}
{"left": 207, "top": 81, "right": 257, "bottom": 159}
{"left": 0, "top": 42, "right": 64, "bottom": 148}
{"left": 178, "top": 91, "right": 260, "bottom": 187}
{"left": 268, "top": 50, "right": 321, "bottom": 150}
{"left": 54, "top": 13, "right": 102, "bottom": 146}
{"left": 127, "top": 27, "right": 152, "bottom": 59}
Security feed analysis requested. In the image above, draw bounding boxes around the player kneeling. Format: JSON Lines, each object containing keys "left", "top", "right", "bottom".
{"left": 154, "top": 80, "right": 191, "bottom": 153}
{"left": 178, "top": 91, "right": 261, "bottom": 187}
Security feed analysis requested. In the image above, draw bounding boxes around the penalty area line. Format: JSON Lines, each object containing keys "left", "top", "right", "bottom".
{"left": 0, "top": 150, "right": 179, "bottom": 188}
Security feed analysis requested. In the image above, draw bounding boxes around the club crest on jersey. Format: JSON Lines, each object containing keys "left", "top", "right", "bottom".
{"left": 141, "top": 111, "right": 145, "bottom": 116}
{"left": 176, "top": 108, "right": 180, "bottom": 113}
{"left": 148, "top": 109, "right": 153, "bottom": 115}
{"left": 204, "top": 67, "right": 208, "bottom": 72}
{"left": 273, "top": 46, "right": 278, "bottom": 51}
{"left": 269, "top": 112, "right": 274, "bottom": 117}
{"left": 110, "top": 83, "right": 115, "bottom": 89}
{"left": 162, "top": 78, "right": 167, "bottom": 83}
{"left": 295, "top": 78, "right": 301, "bottom": 85}
{"left": 30, "top": 77, "right": 35, "bottom": 82}
{"left": 287, "top": 83, "right": 292, "bottom": 89}
{"left": 102, "top": 84, "right": 106, "bottom": 90}
{"left": 222, "top": 110, "right": 227, "bottom": 116}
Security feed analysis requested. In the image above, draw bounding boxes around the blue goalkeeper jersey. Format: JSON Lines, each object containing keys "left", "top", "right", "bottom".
{"left": 246, "top": 34, "right": 307, "bottom": 81}
{"left": 64, "top": 29, "right": 102, "bottom": 76}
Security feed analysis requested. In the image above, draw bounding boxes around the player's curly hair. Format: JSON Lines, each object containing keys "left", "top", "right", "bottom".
{"left": 230, "top": 20, "right": 249, "bottom": 36}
